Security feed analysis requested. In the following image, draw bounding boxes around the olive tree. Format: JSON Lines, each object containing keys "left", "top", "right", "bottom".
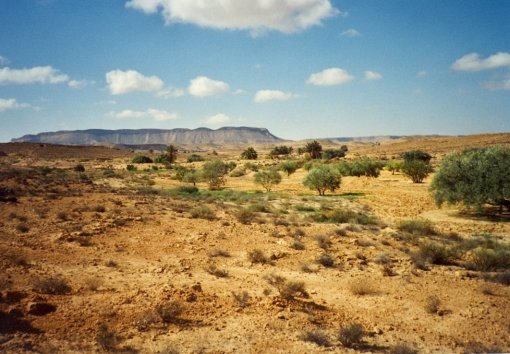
{"left": 430, "top": 146, "right": 510, "bottom": 212}
{"left": 401, "top": 160, "right": 433, "bottom": 183}
{"left": 254, "top": 168, "right": 282, "bottom": 192}
{"left": 279, "top": 160, "right": 299, "bottom": 177}
{"left": 241, "top": 147, "right": 258, "bottom": 160}
{"left": 304, "top": 140, "right": 323, "bottom": 159}
{"left": 201, "top": 160, "right": 229, "bottom": 190}
{"left": 303, "top": 165, "right": 341, "bottom": 196}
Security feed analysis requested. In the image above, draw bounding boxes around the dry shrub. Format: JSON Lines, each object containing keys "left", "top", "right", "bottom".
{"left": 190, "top": 205, "right": 216, "bottom": 220}
{"left": 16, "top": 223, "right": 30, "bottom": 233}
{"left": 265, "top": 274, "right": 309, "bottom": 300}
{"left": 349, "top": 279, "right": 377, "bottom": 296}
{"left": 248, "top": 249, "right": 270, "bottom": 264}
{"left": 232, "top": 291, "right": 251, "bottom": 308}
{"left": 424, "top": 295, "right": 441, "bottom": 314}
{"left": 204, "top": 264, "right": 229, "bottom": 278}
{"left": 315, "top": 234, "right": 331, "bottom": 250}
{"left": 157, "top": 300, "right": 184, "bottom": 323}
{"left": 291, "top": 240, "right": 305, "bottom": 250}
{"left": 299, "top": 330, "right": 331, "bottom": 347}
{"left": 85, "top": 277, "right": 103, "bottom": 291}
{"left": 208, "top": 249, "right": 231, "bottom": 258}
{"left": 338, "top": 323, "right": 364, "bottom": 348}
{"left": 33, "top": 276, "right": 71, "bottom": 294}
{"left": 96, "top": 323, "right": 120, "bottom": 351}
{"left": 390, "top": 343, "right": 418, "bottom": 354}
{"left": 397, "top": 219, "right": 436, "bottom": 235}
{"left": 316, "top": 253, "right": 335, "bottom": 267}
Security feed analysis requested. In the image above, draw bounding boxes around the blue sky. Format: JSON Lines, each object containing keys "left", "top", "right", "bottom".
{"left": 0, "top": 0, "right": 509, "bottom": 142}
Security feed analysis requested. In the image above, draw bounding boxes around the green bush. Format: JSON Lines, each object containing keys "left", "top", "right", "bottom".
{"left": 303, "top": 165, "right": 341, "bottom": 196}
{"left": 430, "top": 146, "right": 510, "bottom": 211}
{"left": 401, "top": 159, "right": 432, "bottom": 183}
{"left": 386, "top": 160, "right": 402, "bottom": 175}
{"left": 311, "top": 208, "right": 378, "bottom": 225}
{"left": 303, "top": 140, "right": 322, "bottom": 159}
{"left": 279, "top": 160, "right": 299, "bottom": 177}
{"left": 401, "top": 150, "right": 432, "bottom": 163}
{"left": 269, "top": 145, "right": 293, "bottom": 158}
{"left": 254, "top": 168, "right": 282, "bottom": 192}
{"left": 322, "top": 149, "right": 346, "bottom": 160}
{"left": 190, "top": 205, "right": 216, "bottom": 220}
{"left": 336, "top": 158, "right": 385, "bottom": 178}
{"left": 187, "top": 154, "right": 204, "bottom": 163}
{"left": 241, "top": 147, "right": 258, "bottom": 160}
{"left": 126, "top": 164, "right": 137, "bottom": 171}
{"left": 418, "top": 242, "right": 459, "bottom": 265}
{"left": 131, "top": 155, "right": 153, "bottom": 164}
{"left": 469, "top": 248, "right": 510, "bottom": 271}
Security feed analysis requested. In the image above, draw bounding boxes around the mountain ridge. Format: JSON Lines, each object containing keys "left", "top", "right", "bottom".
{"left": 12, "top": 126, "right": 283, "bottom": 145}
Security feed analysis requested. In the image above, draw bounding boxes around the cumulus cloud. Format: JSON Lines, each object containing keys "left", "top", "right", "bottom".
{"left": 484, "top": 73, "right": 510, "bottom": 91}
{"left": 0, "top": 66, "right": 69, "bottom": 85}
{"left": 108, "top": 108, "right": 178, "bottom": 121}
{"left": 106, "top": 69, "right": 164, "bottom": 95}
{"left": 254, "top": 90, "right": 298, "bottom": 103}
{"left": 364, "top": 70, "right": 382, "bottom": 81}
{"left": 0, "top": 98, "right": 30, "bottom": 112}
{"left": 451, "top": 52, "right": 510, "bottom": 72}
{"left": 340, "top": 28, "right": 361, "bottom": 37}
{"left": 188, "top": 76, "right": 229, "bottom": 97}
{"left": 126, "top": 0, "right": 340, "bottom": 35}
{"left": 203, "top": 113, "right": 231, "bottom": 125}
{"left": 307, "top": 67, "right": 353, "bottom": 86}
{"left": 68, "top": 79, "right": 94, "bottom": 89}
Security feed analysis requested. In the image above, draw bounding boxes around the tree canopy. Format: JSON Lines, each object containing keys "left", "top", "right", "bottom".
{"left": 303, "top": 165, "right": 341, "bottom": 196}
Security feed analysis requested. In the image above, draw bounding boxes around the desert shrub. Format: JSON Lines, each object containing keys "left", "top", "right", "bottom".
{"left": 126, "top": 164, "right": 137, "bottom": 171}
{"left": 229, "top": 168, "right": 246, "bottom": 177}
{"left": 201, "top": 160, "right": 229, "bottom": 190}
{"left": 93, "top": 205, "right": 106, "bottom": 213}
{"left": 315, "top": 234, "right": 331, "bottom": 250}
{"left": 300, "top": 330, "right": 331, "bottom": 347}
{"left": 390, "top": 343, "right": 418, "bottom": 354}
{"left": 176, "top": 185, "right": 198, "bottom": 194}
{"left": 156, "top": 300, "right": 184, "bottom": 323}
{"left": 269, "top": 145, "right": 293, "bottom": 158}
{"left": 204, "top": 264, "right": 229, "bottom": 278}
{"left": 322, "top": 149, "right": 346, "bottom": 160}
{"left": 248, "top": 249, "right": 270, "bottom": 264}
{"left": 254, "top": 168, "right": 281, "bottom": 192}
{"left": 418, "top": 242, "right": 459, "bottom": 265}
{"left": 232, "top": 291, "right": 251, "bottom": 308}
{"left": 295, "top": 204, "right": 316, "bottom": 212}
{"left": 279, "top": 160, "right": 299, "bottom": 177}
{"left": 303, "top": 165, "right": 341, "bottom": 196}
{"left": 311, "top": 208, "right": 378, "bottom": 225}
{"left": 338, "top": 323, "right": 364, "bottom": 348}
{"left": 74, "top": 164, "right": 85, "bottom": 172}
{"left": 186, "top": 154, "right": 203, "bottom": 163}
{"left": 303, "top": 140, "right": 322, "bottom": 159}
{"left": 336, "top": 158, "right": 384, "bottom": 177}
{"left": 291, "top": 240, "right": 305, "bottom": 250}
{"left": 397, "top": 219, "right": 436, "bottom": 235}
{"left": 190, "top": 205, "right": 215, "bottom": 220}
{"left": 132, "top": 155, "right": 153, "bottom": 164}
{"left": 401, "top": 150, "right": 432, "bottom": 164}
{"left": 243, "top": 162, "right": 258, "bottom": 172}
{"left": 316, "top": 253, "right": 335, "bottom": 267}
{"left": 374, "top": 253, "right": 391, "bottom": 264}
{"left": 105, "top": 260, "right": 118, "bottom": 267}
{"left": 173, "top": 165, "right": 189, "bottom": 181}
{"left": 96, "top": 324, "right": 120, "bottom": 351}
{"left": 469, "top": 248, "right": 510, "bottom": 271}
{"left": 349, "top": 279, "right": 377, "bottom": 296}
{"left": 424, "top": 295, "right": 441, "bottom": 314}
{"left": 303, "top": 161, "right": 321, "bottom": 171}
{"left": 265, "top": 274, "right": 309, "bottom": 300}
{"left": 33, "top": 276, "right": 71, "bottom": 294}
{"left": 248, "top": 203, "right": 271, "bottom": 213}
{"left": 386, "top": 160, "right": 402, "bottom": 175}
{"left": 489, "top": 271, "right": 510, "bottom": 285}
{"left": 236, "top": 208, "right": 256, "bottom": 224}
{"left": 431, "top": 146, "right": 510, "bottom": 212}
{"left": 241, "top": 147, "right": 258, "bottom": 160}
{"left": 401, "top": 159, "right": 433, "bottom": 183}
{"left": 209, "top": 249, "right": 231, "bottom": 258}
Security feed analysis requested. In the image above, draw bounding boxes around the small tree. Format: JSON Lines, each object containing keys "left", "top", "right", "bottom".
{"left": 241, "top": 147, "right": 258, "bottom": 160}
{"left": 165, "top": 145, "right": 178, "bottom": 163}
{"left": 386, "top": 160, "right": 402, "bottom": 175}
{"left": 183, "top": 169, "right": 199, "bottom": 186}
{"left": 201, "top": 160, "right": 229, "bottom": 190}
{"left": 132, "top": 155, "right": 153, "bottom": 164}
{"left": 322, "top": 149, "right": 346, "bottom": 160}
{"left": 269, "top": 145, "right": 293, "bottom": 159}
{"left": 430, "top": 146, "right": 510, "bottom": 212}
{"left": 254, "top": 168, "right": 282, "bottom": 192}
{"left": 303, "top": 165, "right": 341, "bottom": 196}
{"left": 304, "top": 140, "right": 322, "bottom": 159}
{"left": 279, "top": 160, "right": 299, "bottom": 177}
{"left": 401, "top": 159, "right": 432, "bottom": 183}
{"left": 401, "top": 150, "right": 432, "bottom": 164}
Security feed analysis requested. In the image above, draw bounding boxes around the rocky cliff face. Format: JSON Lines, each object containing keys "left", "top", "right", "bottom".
{"left": 12, "top": 127, "right": 283, "bottom": 145}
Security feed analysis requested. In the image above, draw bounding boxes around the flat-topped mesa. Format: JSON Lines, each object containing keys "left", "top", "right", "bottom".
{"left": 12, "top": 127, "right": 283, "bottom": 145}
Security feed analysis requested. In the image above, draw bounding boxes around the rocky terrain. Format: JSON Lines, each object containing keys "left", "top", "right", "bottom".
{"left": 0, "top": 134, "right": 509, "bottom": 353}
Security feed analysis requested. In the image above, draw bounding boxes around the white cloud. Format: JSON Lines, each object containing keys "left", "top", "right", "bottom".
{"left": 68, "top": 79, "right": 93, "bottom": 89}
{"left": 106, "top": 69, "right": 164, "bottom": 95}
{"left": 108, "top": 108, "right": 178, "bottom": 121}
{"left": 203, "top": 113, "right": 231, "bottom": 125}
{"left": 307, "top": 67, "right": 354, "bottom": 86}
{"left": 188, "top": 76, "right": 229, "bottom": 97}
{"left": 340, "top": 29, "right": 361, "bottom": 37}
{"left": 126, "top": 0, "right": 340, "bottom": 35}
{"left": 0, "top": 55, "right": 9, "bottom": 66}
{"left": 485, "top": 73, "right": 510, "bottom": 91}
{"left": 451, "top": 52, "right": 510, "bottom": 72}
{"left": 364, "top": 70, "right": 382, "bottom": 81}
{"left": 156, "top": 87, "right": 185, "bottom": 98}
{"left": 254, "top": 89, "right": 298, "bottom": 103}
{"left": 0, "top": 98, "right": 30, "bottom": 112}
{"left": 0, "top": 66, "right": 68, "bottom": 85}
{"left": 417, "top": 70, "right": 428, "bottom": 78}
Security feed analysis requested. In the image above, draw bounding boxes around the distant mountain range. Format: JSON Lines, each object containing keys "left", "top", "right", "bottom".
{"left": 12, "top": 127, "right": 283, "bottom": 145}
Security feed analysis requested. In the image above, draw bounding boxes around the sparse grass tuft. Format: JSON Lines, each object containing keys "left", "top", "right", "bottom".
{"left": 315, "top": 234, "right": 331, "bottom": 250}
{"left": 208, "top": 249, "right": 231, "bottom": 258}
{"left": 190, "top": 205, "right": 216, "bottom": 220}
{"left": 204, "top": 264, "right": 229, "bottom": 278}
{"left": 236, "top": 208, "right": 256, "bottom": 224}
{"left": 389, "top": 343, "right": 418, "bottom": 354}
{"left": 398, "top": 219, "right": 436, "bottom": 235}
{"left": 312, "top": 208, "right": 379, "bottom": 225}
{"left": 248, "top": 249, "right": 271, "bottom": 264}
{"left": 291, "top": 240, "right": 305, "bottom": 250}
{"left": 338, "top": 323, "right": 364, "bottom": 348}
{"left": 232, "top": 291, "right": 251, "bottom": 308}
{"left": 316, "top": 253, "right": 335, "bottom": 267}
{"left": 33, "top": 276, "right": 71, "bottom": 294}
{"left": 349, "top": 279, "right": 377, "bottom": 296}
{"left": 469, "top": 248, "right": 510, "bottom": 271}
{"left": 299, "top": 330, "right": 331, "bottom": 347}
{"left": 265, "top": 274, "right": 309, "bottom": 300}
